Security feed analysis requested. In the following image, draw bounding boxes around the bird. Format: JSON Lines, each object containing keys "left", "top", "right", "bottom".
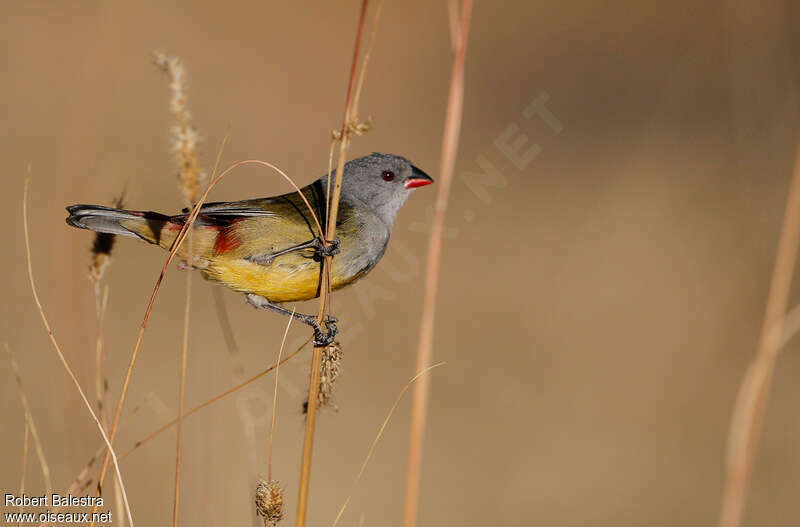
{"left": 66, "top": 152, "right": 434, "bottom": 344}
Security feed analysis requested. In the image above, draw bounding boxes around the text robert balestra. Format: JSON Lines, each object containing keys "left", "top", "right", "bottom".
{"left": 5, "top": 493, "right": 105, "bottom": 507}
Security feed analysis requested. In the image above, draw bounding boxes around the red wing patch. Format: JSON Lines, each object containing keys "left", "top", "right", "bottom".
{"left": 214, "top": 226, "right": 241, "bottom": 254}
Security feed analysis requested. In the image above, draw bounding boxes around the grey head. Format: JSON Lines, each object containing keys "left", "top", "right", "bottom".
{"left": 318, "top": 152, "right": 434, "bottom": 229}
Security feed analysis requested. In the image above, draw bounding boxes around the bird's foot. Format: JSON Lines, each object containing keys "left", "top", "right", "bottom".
{"left": 312, "top": 237, "right": 340, "bottom": 261}
{"left": 311, "top": 315, "right": 339, "bottom": 347}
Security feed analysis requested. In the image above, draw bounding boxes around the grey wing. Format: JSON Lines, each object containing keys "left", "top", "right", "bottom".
{"left": 180, "top": 197, "right": 278, "bottom": 217}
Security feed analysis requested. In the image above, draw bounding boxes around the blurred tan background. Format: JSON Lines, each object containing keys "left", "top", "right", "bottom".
{"left": 3, "top": 1, "right": 800, "bottom": 525}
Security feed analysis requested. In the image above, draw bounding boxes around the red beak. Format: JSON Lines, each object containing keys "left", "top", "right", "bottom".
{"left": 405, "top": 165, "right": 434, "bottom": 189}
{"left": 405, "top": 178, "right": 433, "bottom": 189}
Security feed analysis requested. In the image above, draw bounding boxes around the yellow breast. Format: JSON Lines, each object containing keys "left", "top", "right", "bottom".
{"left": 202, "top": 252, "right": 362, "bottom": 303}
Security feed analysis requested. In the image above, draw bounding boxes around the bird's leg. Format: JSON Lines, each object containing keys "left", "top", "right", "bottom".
{"left": 247, "top": 237, "right": 340, "bottom": 266}
{"left": 245, "top": 293, "right": 338, "bottom": 346}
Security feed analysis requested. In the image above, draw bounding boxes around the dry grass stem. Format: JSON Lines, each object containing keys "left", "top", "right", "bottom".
{"left": 718, "top": 142, "right": 800, "bottom": 527}
{"left": 350, "top": 0, "right": 386, "bottom": 120}
{"left": 23, "top": 169, "right": 134, "bottom": 527}
{"left": 402, "top": 3, "right": 472, "bottom": 527}
{"left": 331, "top": 363, "right": 444, "bottom": 527}
{"left": 5, "top": 343, "right": 52, "bottom": 496}
{"left": 768, "top": 300, "right": 800, "bottom": 349}
{"left": 296, "top": 3, "right": 370, "bottom": 525}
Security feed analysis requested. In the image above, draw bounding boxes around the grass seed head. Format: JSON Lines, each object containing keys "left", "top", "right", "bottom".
{"left": 153, "top": 51, "right": 207, "bottom": 205}
{"left": 88, "top": 194, "right": 124, "bottom": 282}
{"left": 255, "top": 478, "right": 284, "bottom": 526}
{"left": 317, "top": 341, "right": 343, "bottom": 410}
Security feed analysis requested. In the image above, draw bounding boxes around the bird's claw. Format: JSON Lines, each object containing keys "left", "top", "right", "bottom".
{"left": 312, "top": 315, "right": 339, "bottom": 347}
{"left": 313, "top": 237, "right": 340, "bottom": 260}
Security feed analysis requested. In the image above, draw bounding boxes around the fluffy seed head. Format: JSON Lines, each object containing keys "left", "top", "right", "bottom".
{"left": 255, "top": 479, "right": 284, "bottom": 526}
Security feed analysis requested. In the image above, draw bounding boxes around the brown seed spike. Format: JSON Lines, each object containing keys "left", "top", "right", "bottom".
{"left": 153, "top": 51, "right": 207, "bottom": 206}
{"left": 255, "top": 479, "right": 284, "bottom": 526}
{"left": 317, "top": 342, "right": 343, "bottom": 410}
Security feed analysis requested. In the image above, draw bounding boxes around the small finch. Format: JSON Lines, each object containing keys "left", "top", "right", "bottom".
{"left": 66, "top": 153, "right": 433, "bottom": 344}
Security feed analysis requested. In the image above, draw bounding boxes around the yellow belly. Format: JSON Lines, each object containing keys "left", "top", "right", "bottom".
{"left": 202, "top": 253, "right": 359, "bottom": 303}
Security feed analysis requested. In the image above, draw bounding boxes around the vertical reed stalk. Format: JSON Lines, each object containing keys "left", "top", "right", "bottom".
{"left": 295, "top": 2, "right": 369, "bottom": 526}
{"left": 402, "top": 3, "right": 472, "bottom": 526}
{"left": 718, "top": 140, "right": 800, "bottom": 527}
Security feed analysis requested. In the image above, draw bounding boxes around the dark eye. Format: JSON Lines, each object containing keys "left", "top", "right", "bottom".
{"left": 381, "top": 170, "right": 395, "bottom": 182}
